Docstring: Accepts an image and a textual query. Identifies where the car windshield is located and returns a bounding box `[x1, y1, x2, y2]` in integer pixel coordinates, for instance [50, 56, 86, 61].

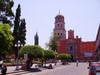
[91, 66, 100, 70]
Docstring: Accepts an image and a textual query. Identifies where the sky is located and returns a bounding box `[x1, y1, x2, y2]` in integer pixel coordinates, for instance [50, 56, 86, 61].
[12, 0, 100, 48]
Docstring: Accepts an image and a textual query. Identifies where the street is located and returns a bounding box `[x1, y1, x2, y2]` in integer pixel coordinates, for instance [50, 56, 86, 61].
[7, 62, 89, 75]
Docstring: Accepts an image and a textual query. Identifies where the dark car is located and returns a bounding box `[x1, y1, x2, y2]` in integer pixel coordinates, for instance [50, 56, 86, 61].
[88, 63, 100, 75]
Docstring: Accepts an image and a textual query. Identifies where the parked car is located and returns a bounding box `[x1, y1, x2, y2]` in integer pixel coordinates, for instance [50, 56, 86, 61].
[88, 62, 100, 75]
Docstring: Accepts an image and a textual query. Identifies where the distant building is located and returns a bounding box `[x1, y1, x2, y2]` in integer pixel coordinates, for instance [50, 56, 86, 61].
[53, 12, 96, 61]
[95, 25, 100, 61]
[34, 32, 39, 45]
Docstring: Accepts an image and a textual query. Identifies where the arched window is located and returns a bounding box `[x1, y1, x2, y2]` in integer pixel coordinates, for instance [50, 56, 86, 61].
[58, 33, 59, 35]
[70, 46, 73, 50]
[61, 33, 62, 35]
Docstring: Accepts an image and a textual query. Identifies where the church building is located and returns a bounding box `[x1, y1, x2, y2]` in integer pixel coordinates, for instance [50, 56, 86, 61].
[53, 12, 96, 61]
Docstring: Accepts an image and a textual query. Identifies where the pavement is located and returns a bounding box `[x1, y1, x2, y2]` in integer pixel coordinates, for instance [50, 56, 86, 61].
[0, 62, 62, 74]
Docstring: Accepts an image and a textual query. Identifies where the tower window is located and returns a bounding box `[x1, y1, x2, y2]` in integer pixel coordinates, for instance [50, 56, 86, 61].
[58, 24, 59, 26]
[58, 33, 59, 35]
[70, 46, 73, 50]
[61, 33, 62, 35]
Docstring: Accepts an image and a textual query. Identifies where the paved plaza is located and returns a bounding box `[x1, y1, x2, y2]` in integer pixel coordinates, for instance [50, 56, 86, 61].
[0, 62, 89, 75]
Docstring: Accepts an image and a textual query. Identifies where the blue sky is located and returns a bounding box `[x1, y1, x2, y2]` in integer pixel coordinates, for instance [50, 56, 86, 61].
[13, 0, 100, 48]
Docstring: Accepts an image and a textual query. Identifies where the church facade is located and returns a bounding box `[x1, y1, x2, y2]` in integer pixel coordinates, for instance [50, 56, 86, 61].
[53, 13, 96, 61]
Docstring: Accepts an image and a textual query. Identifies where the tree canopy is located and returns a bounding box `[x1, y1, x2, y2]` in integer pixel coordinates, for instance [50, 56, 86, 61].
[44, 50, 55, 59]
[13, 4, 26, 58]
[58, 53, 71, 60]
[19, 45, 44, 59]
[45, 32, 58, 52]
[19, 19, 26, 46]
[0, 24, 14, 54]
[0, 0, 14, 26]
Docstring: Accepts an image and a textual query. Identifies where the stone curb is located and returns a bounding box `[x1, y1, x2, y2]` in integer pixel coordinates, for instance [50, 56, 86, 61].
[6, 64, 63, 74]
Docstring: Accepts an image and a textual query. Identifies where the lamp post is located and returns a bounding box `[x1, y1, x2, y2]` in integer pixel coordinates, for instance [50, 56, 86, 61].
[15, 40, 21, 70]
[55, 50, 57, 66]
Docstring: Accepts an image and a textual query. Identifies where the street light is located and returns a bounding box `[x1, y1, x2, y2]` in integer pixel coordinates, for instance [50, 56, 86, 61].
[15, 40, 21, 70]
[55, 50, 57, 66]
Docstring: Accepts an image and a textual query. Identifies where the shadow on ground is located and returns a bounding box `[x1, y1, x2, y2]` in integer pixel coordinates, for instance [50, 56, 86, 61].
[28, 68, 42, 72]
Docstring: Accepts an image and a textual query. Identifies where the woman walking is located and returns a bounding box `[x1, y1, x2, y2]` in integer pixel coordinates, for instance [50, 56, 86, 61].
[1, 64, 7, 75]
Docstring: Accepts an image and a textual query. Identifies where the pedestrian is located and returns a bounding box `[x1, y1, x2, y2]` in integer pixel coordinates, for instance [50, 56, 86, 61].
[0, 60, 3, 69]
[48, 64, 53, 69]
[76, 60, 78, 66]
[1, 64, 7, 75]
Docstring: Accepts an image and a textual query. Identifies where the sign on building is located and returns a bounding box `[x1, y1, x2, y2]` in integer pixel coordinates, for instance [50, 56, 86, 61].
[84, 52, 93, 57]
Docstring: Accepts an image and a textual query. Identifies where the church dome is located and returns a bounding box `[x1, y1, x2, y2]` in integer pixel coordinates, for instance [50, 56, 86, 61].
[55, 12, 64, 18]
[55, 12, 64, 23]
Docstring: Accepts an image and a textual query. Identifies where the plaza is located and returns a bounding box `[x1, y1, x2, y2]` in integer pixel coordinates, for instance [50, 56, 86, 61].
[1, 62, 89, 75]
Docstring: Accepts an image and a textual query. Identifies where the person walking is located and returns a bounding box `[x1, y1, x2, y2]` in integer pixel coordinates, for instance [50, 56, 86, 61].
[1, 64, 7, 75]
[0, 60, 3, 69]
[76, 60, 78, 66]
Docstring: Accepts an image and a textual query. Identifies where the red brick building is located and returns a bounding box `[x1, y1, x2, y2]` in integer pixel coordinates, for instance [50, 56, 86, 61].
[54, 13, 96, 61]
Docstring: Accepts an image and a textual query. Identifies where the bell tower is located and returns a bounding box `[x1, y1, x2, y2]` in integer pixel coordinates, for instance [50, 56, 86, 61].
[53, 12, 66, 39]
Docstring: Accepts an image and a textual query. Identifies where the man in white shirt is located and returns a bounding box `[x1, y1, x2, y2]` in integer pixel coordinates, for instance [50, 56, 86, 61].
[0, 60, 3, 69]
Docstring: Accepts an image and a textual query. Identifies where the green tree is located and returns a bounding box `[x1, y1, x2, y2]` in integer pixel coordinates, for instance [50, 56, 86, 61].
[58, 53, 68, 60]
[19, 19, 26, 46]
[46, 32, 58, 52]
[0, 0, 14, 26]
[0, 24, 14, 59]
[58, 53, 70, 65]
[19, 45, 44, 69]
[44, 50, 55, 66]
[66, 54, 71, 64]
[44, 50, 55, 59]
[13, 4, 21, 58]
[66, 54, 71, 59]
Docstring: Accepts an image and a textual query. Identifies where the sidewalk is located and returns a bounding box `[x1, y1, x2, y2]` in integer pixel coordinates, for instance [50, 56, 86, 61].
[0, 62, 62, 74]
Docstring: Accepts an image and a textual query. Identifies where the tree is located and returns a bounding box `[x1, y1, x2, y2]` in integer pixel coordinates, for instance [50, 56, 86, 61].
[44, 50, 55, 59]
[0, 24, 14, 59]
[66, 54, 71, 59]
[19, 45, 44, 69]
[66, 54, 71, 64]
[0, 0, 14, 26]
[19, 19, 26, 46]
[58, 53, 68, 60]
[13, 4, 21, 58]
[44, 50, 55, 66]
[58, 53, 71, 65]
[45, 32, 58, 52]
